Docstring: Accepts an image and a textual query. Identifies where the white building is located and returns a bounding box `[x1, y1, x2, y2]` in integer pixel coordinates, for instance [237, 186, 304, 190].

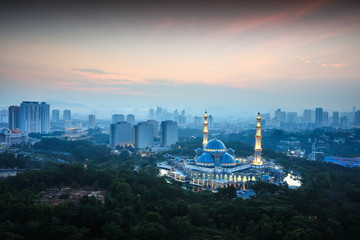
[161, 120, 178, 146]
[110, 121, 133, 147]
[134, 122, 154, 149]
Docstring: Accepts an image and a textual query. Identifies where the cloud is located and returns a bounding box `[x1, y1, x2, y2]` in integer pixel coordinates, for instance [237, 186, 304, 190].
[322, 62, 350, 68]
[72, 68, 107, 74]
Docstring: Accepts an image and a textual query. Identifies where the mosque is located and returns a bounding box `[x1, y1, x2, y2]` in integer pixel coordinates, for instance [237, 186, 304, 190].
[158, 112, 283, 190]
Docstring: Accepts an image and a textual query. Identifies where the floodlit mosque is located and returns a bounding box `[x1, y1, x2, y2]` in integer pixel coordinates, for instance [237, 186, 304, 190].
[158, 112, 284, 191]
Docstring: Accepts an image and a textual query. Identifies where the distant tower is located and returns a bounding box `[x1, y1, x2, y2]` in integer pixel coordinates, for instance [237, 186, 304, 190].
[202, 111, 208, 147]
[88, 114, 95, 128]
[253, 112, 263, 166]
[8, 105, 20, 130]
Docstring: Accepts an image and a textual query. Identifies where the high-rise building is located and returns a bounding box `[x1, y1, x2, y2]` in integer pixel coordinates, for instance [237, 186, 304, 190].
[147, 120, 159, 138]
[340, 116, 348, 128]
[322, 111, 329, 125]
[208, 115, 213, 129]
[149, 109, 155, 120]
[178, 109, 186, 125]
[287, 112, 297, 123]
[355, 110, 360, 127]
[20, 101, 50, 133]
[126, 114, 135, 125]
[161, 120, 178, 146]
[315, 107, 323, 127]
[52, 109, 60, 123]
[303, 109, 312, 123]
[8, 106, 20, 130]
[89, 114, 95, 128]
[134, 122, 154, 149]
[194, 116, 203, 128]
[20, 101, 39, 133]
[332, 111, 339, 126]
[109, 121, 133, 147]
[155, 107, 162, 121]
[39, 102, 50, 133]
[275, 108, 286, 122]
[63, 110, 71, 121]
[112, 114, 125, 123]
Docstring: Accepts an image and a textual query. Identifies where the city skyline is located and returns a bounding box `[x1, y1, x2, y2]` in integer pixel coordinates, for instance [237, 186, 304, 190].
[1, 0, 359, 116]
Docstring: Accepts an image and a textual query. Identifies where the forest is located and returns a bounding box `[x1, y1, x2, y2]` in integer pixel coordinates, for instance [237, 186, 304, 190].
[0, 137, 360, 239]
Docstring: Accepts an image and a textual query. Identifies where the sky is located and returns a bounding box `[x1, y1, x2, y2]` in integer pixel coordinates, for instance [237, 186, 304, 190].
[0, 0, 359, 118]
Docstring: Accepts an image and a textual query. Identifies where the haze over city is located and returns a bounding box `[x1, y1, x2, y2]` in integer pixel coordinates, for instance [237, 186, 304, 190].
[1, 0, 359, 118]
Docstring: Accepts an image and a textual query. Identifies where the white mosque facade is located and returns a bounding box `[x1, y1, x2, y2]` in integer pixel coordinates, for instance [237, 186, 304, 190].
[158, 112, 283, 190]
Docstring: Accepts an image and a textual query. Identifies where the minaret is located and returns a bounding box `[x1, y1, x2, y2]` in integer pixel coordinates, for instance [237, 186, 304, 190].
[253, 112, 263, 166]
[202, 111, 208, 147]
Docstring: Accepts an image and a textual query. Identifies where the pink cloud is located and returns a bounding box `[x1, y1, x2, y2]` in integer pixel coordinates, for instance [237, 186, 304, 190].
[322, 62, 350, 67]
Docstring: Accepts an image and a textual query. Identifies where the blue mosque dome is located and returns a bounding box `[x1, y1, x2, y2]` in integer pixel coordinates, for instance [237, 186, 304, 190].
[262, 175, 271, 180]
[197, 152, 214, 166]
[174, 157, 180, 162]
[196, 148, 202, 152]
[220, 153, 236, 165]
[204, 139, 226, 151]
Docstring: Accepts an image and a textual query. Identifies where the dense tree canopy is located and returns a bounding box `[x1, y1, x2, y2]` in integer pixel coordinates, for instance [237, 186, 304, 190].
[1, 137, 360, 239]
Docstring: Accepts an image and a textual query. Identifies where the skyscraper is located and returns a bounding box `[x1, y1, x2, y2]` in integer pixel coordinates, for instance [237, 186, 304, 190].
[340, 116, 348, 128]
[134, 122, 154, 149]
[63, 110, 71, 121]
[112, 114, 125, 123]
[109, 121, 133, 147]
[333, 111, 339, 126]
[315, 107, 323, 127]
[303, 109, 312, 123]
[20, 101, 39, 133]
[355, 110, 360, 127]
[322, 111, 329, 125]
[20, 101, 50, 133]
[8, 106, 20, 130]
[149, 109, 155, 120]
[208, 115, 213, 129]
[275, 108, 286, 122]
[126, 114, 135, 125]
[287, 112, 298, 123]
[155, 107, 162, 121]
[161, 120, 178, 146]
[147, 120, 159, 138]
[179, 109, 186, 125]
[89, 114, 95, 128]
[52, 109, 60, 123]
[39, 102, 50, 133]
[174, 109, 179, 123]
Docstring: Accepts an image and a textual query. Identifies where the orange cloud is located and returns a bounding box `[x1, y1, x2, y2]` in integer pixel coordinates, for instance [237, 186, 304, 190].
[322, 62, 350, 67]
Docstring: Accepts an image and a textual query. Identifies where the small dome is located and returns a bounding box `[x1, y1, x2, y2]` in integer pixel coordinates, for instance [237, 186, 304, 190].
[11, 129, 21, 134]
[262, 175, 271, 180]
[204, 139, 226, 151]
[196, 148, 202, 152]
[174, 158, 180, 161]
[220, 153, 236, 166]
[197, 152, 214, 165]
[1, 128, 10, 134]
